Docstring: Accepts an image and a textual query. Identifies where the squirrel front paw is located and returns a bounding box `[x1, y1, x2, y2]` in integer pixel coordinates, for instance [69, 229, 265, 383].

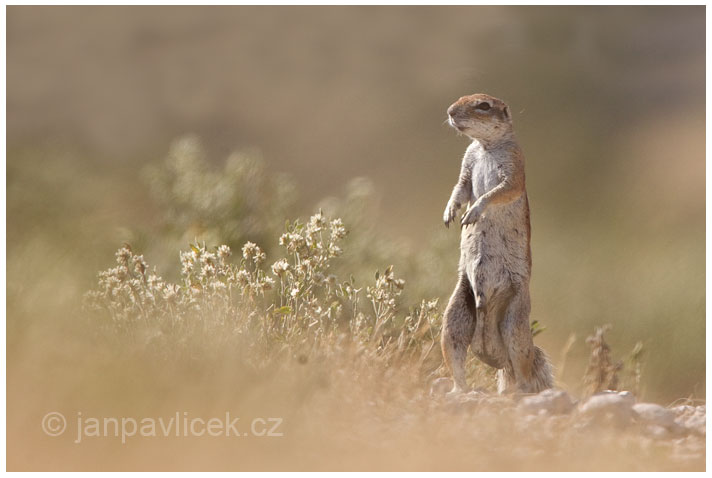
[460, 202, 485, 227]
[443, 202, 459, 228]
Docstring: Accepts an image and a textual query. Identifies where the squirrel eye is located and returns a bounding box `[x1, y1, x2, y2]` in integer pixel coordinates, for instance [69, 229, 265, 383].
[475, 102, 491, 111]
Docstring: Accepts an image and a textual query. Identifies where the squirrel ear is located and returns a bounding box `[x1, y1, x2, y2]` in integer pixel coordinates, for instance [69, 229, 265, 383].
[503, 106, 510, 119]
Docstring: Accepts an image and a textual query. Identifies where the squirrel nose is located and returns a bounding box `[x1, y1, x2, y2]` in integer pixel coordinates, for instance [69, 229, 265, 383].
[447, 105, 458, 117]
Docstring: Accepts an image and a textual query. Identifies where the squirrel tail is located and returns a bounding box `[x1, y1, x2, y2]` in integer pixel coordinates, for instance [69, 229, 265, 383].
[497, 346, 554, 393]
[530, 346, 554, 392]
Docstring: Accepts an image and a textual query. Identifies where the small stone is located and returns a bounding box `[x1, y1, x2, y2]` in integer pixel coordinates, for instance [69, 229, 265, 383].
[430, 377, 454, 397]
[644, 424, 671, 439]
[677, 414, 706, 435]
[453, 392, 486, 413]
[593, 389, 636, 401]
[633, 402, 676, 428]
[579, 391, 635, 424]
[616, 390, 636, 403]
[670, 405, 707, 436]
[518, 388, 575, 415]
[687, 414, 706, 429]
[672, 405, 695, 416]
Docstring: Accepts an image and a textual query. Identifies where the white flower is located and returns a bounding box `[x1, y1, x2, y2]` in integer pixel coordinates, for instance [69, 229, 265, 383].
[262, 276, 275, 290]
[271, 259, 290, 277]
[217, 245, 231, 259]
[210, 281, 227, 292]
[235, 269, 250, 286]
[147, 274, 161, 288]
[180, 250, 194, 265]
[308, 211, 326, 232]
[201, 263, 216, 278]
[279, 232, 305, 253]
[133, 255, 147, 275]
[201, 251, 216, 264]
[330, 218, 346, 240]
[242, 242, 258, 260]
[116, 266, 129, 281]
[181, 261, 194, 275]
[163, 284, 179, 301]
[254, 251, 266, 265]
[116, 247, 132, 265]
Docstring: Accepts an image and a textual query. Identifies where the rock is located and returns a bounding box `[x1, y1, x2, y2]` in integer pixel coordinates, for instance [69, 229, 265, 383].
[633, 402, 676, 428]
[617, 390, 636, 402]
[644, 424, 672, 439]
[671, 404, 706, 436]
[672, 405, 695, 416]
[516, 413, 548, 432]
[595, 389, 636, 402]
[677, 413, 706, 435]
[518, 389, 575, 415]
[430, 377, 454, 397]
[446, 390, 487, 414]
[684, 414, 706, 429]
[578, 391, 635, 423]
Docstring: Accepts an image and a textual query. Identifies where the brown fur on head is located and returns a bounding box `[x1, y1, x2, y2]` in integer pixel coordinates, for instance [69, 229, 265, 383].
[447, 94, 512, 143]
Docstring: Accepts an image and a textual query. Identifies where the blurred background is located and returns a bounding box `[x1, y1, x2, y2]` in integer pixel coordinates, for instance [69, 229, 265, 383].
[7, 6, 705, 468]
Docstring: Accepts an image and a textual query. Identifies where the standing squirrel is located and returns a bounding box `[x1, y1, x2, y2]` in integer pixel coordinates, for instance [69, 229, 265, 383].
[441, 93, 553, 394]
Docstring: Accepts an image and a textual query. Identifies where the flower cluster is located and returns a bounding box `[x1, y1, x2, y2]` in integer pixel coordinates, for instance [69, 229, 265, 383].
[84, 246, 175, 331]
[269, 212, 348, 337]
[366, 265, 406, 338]
[85, 213, 442, 369]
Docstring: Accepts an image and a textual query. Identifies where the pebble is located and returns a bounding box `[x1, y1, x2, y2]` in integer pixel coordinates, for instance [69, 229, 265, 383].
[633, 402, 676, 428]
[579, 391, 636, 421]
[518, 388, 575, 415]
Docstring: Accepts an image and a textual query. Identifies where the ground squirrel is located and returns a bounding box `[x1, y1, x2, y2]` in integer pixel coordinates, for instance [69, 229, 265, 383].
[441, 93, 553, 394]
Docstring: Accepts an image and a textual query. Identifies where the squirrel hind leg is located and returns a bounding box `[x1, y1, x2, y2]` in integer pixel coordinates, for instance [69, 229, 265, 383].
[441, 275, 477, 393]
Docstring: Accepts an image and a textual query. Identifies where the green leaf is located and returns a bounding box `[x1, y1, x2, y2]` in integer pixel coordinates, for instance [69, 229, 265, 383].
[276, 306, 292, 315]
[530, 320, 546, 337]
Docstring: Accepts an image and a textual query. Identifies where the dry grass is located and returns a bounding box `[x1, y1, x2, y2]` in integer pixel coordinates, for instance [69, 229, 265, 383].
[8, 208, 704, 471]
[6, 136, 705, 471]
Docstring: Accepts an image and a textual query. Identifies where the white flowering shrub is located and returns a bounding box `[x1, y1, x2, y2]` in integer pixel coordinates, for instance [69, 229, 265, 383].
[84, 212, 443, 373]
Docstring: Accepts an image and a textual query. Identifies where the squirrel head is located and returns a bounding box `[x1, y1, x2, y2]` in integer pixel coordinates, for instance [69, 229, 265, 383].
[447, 94, 513, 144]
